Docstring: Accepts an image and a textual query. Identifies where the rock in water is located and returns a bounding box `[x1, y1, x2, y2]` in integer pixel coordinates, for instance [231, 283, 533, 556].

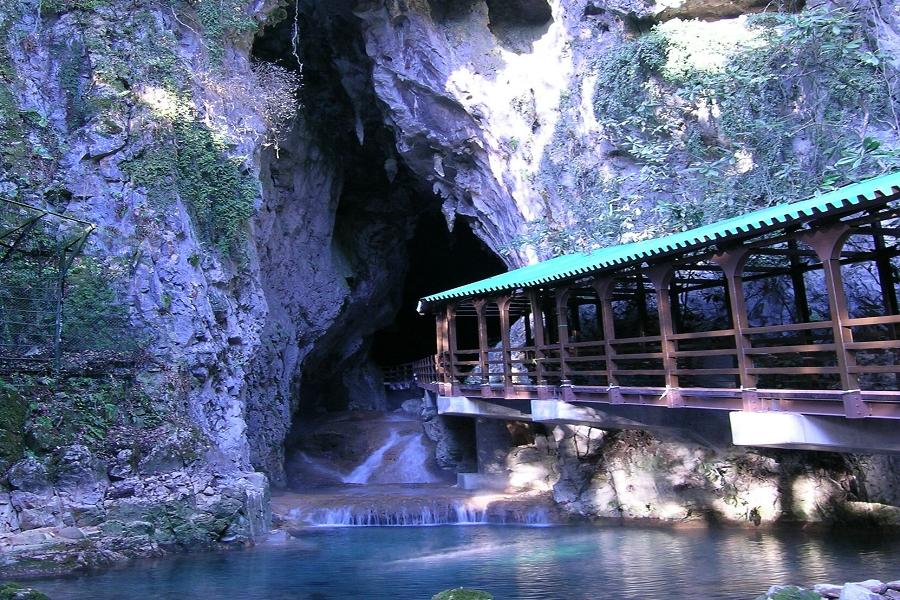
[839, 583, 885, 600]
[814, 584, 844, 598]
[850, 581, 888, 595]
[431, 589, 493, 600]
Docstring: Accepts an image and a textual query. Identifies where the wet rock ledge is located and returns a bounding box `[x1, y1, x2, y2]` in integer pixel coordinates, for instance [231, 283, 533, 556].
[758, 579, 900, 600]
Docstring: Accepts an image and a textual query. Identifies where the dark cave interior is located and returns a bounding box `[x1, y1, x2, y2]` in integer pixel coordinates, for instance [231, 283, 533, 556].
[252, 1, 506, 415]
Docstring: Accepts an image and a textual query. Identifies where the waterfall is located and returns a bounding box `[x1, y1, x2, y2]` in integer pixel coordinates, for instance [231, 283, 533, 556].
[295, 452, 347, 483]
[373, 433, 444, 484]
[286, 408, 458, 488]
[285, 500, 553, 527]
[343, 430, 404, 484]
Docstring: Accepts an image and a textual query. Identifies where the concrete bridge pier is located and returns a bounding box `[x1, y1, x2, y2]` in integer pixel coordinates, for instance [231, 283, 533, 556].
[438, 396, 900, 455]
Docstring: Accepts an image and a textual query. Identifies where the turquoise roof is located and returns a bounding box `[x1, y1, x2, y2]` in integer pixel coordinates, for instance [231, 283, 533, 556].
[418, 172, 900, 311]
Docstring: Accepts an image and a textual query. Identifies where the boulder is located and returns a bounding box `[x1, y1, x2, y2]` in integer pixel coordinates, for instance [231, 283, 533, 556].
[850, 581, 888, 595]
[814, 584, 844, 598]
[57, 526, 86, 540]
[399, 398, 423, 415]
[839, 583, 885, 600]
[52, 445, 109, 509]
[7, 459, 50, 494]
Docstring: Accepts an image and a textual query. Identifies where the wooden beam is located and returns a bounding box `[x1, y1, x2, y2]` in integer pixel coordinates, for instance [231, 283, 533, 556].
[497, 295, 513, 394]
[797, 225, 869, 418]
[555, 288, 573, 392]
[648, 265, 681, 406]
[713, 246, 759, 410]
[593, 277, 619, 395]
[528, 291, 547, 387]
[473, 299, 491, 395]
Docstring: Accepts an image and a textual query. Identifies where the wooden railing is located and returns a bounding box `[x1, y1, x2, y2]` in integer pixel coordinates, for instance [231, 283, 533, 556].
[420, 206, 900, 419]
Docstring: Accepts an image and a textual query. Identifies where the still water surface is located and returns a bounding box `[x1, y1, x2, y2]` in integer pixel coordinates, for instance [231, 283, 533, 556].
[32, 525, 900, 600]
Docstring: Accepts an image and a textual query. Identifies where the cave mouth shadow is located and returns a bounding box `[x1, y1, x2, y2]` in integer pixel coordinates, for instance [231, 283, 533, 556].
[371, 210, 507, 371]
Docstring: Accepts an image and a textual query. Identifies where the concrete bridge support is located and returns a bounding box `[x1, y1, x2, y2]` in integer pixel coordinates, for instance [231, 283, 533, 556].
[438, 395, 900, 454]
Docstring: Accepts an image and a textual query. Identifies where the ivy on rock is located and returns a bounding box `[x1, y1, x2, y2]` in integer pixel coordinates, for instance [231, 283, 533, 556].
[519, 6, 900, 258]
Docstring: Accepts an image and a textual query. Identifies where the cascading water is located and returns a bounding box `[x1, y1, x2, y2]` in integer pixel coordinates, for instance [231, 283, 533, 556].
[278, 410, 555, 528]
[344, 430, 404, 484]
[281, 497, 554, 527]
[287, 411, 448, 486]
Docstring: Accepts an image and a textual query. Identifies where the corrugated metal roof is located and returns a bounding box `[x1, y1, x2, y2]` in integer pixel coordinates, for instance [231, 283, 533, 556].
[417, 172, 900, 312]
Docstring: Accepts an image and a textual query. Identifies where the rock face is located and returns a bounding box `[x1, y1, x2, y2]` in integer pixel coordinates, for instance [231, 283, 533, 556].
[1, 440, 269, 577]
[498, 425, 900, 526]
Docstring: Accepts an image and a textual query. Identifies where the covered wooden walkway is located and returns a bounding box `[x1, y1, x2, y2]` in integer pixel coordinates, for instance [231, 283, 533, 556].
[413, 173, 900, 423]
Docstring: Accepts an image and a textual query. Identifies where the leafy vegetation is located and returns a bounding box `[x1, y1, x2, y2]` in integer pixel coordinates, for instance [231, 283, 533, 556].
[767, 586, 823, 600]
[191, 0, 258, 64]
[0, 582, 49, 600]
[0, 381, 27, 468]
[0, 204, 137, 359]
[123, 104, 258, 257]
[1, 373, 181, 454]
[520, 7, 900, 257]
[61, 256, 137, 351]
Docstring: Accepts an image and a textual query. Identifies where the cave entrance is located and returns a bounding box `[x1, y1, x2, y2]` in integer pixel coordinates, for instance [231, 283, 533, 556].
[371, 211, 505, 369]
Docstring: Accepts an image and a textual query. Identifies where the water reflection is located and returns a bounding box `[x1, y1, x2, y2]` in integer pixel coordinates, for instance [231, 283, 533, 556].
[30, 525, 900, 600]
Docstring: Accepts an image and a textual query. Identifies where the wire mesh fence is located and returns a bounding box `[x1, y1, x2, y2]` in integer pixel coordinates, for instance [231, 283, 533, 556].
[0, 199, 142, 374]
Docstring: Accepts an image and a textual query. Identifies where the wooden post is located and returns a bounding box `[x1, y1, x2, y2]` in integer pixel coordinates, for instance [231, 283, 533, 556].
[593, 277, 621, 402]
[528, 291, 549, 397]
[436, 309, 451, 393]
[873, 231, 899, 317]
[648, 265, 681, 406]
[712, 247, 759, 411]
[446, 304, 460, 395]
[434, 314, 443, 382]
[497, 295, 514, 397]
[555, 288, 574, 401]
[798, 225, 868, 417]
[634, 274, 649, 338]
[787, 238, 813, 324]
[473, 299, 491, 397]
[873, 230, 900, 388]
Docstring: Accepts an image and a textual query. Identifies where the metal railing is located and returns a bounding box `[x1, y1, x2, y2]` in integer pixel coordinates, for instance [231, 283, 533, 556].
[0, 199, 142, 374]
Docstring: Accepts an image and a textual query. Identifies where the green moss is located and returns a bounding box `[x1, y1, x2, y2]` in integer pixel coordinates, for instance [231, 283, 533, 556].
[770, 586, 822, 600]
[0, 83, 27, 168]
[81, 7, 184, 92]
[123, 113, 256, 258]
[55, 39, 95, 129]
[190, 0, 257, 64]
[0, 380, 27, 468]
[39, 0, 110, 16]
[0, 582, 50, 600]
